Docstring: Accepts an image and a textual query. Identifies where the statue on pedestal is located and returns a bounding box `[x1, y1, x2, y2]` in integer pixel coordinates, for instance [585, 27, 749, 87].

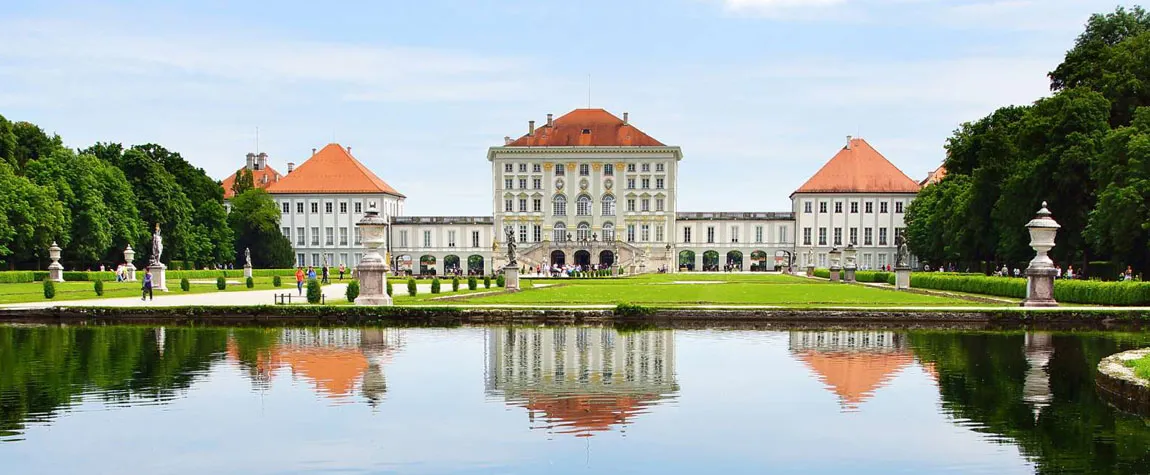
[895, 230, 909, 268]
[150, 223, 163, 266]
[244, 247, 252, 267]
[506, 228, 518, 265]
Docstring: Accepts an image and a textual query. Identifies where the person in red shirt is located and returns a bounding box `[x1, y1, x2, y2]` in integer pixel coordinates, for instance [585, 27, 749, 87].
[295, 267, 305, 295]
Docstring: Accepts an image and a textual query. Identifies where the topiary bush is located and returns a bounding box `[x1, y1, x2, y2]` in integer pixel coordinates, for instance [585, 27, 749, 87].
[452, 276, 460, 292]
[483, 275, 491, 289]
[386, 279, 393, 297]
[273, 275, 282, 287]
[468, 276, 477, 290]
[407, 278, 417, 297]
[93, 279, 104, 296]
[43, 280, 55, 299]
[180, 277, 191, 292]
[306, 278, 322, 304]
[245, 276, 254, 289]
[496, 274, 505, 288]
[431, 277, 441, 294]
[216, 276, 227, 290]
[346, 280, 360, 303]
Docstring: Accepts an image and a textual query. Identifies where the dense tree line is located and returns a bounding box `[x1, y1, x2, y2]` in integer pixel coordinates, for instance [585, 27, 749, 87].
[0, 115, 293, 270]
[906, 7, 1150, 277]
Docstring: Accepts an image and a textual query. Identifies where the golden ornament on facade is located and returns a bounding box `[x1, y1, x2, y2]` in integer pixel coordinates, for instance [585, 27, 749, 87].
[592, 162, 602, 171]
[615, 162, 625, 169]
[567, 162, 577, 170]
[543, 163, 554, 170]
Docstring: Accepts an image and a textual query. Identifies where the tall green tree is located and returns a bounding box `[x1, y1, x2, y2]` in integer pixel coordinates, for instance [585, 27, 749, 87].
[99, 145, 195, 266]
[1050, 6, 1150, 126]
[231, 168, 254, 197]
[0, 162, 66, 269]
[1086, 106, 1150, 272]
[0, 114, 17, 169]
[11, 121, 62, 171]
[227, 189, 294, 268]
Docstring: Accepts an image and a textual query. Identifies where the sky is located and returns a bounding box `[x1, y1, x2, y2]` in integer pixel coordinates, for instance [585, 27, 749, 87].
[0, 0, 1137, 215]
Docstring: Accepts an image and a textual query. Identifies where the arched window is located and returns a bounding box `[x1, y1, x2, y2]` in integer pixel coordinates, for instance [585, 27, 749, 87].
[577, 222, 591, 241]
[602, 222, 615, 242]
[552, 195, 567, 216]
[576, 195, 592, 216]
[553, 222, 567, 242]
[601, 195, 616, 216]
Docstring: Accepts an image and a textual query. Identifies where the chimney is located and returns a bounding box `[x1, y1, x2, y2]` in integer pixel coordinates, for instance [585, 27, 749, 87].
[623, 112, 629, 126]
[346, 146, 352, 154]
[311, 147, 316, 156]
[546, 113, 553, 127]
[287, 162, 295, 174]
[846, 135, 853, 150]
[256, 152, 267, 170]
[528, 120, 535, 136]
[504, 136, 512, 145]
[245, 152, 255, 170]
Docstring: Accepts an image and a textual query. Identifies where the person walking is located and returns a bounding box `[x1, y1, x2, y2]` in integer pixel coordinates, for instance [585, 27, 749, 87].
[338, 264, 346, 281]
[141, 268, 154, 301]
[321, 265, 329, 284]
[295, 267, 305, 295]
[308, 266, 317, 281]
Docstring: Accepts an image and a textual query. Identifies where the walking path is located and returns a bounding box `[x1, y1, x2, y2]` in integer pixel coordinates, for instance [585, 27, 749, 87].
[0, 284, 351, 309]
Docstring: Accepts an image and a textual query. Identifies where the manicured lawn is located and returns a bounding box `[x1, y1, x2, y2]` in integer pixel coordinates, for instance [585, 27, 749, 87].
[0, 277, 292, 305]
[1126, 354, 1150, 380]
[453, 273, 985, 307]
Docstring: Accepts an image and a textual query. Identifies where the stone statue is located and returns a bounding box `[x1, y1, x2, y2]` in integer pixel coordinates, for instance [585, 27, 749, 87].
[506, 228, 518, 265]
[150, 223, 163, 266]
[244, 247, 252, 267]
[895, 229, 909, 267]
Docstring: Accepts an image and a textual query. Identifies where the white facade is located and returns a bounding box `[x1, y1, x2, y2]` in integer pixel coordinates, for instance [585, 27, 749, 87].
[674, 212, 795, 271]
[390, 217, 494, 275]
[790, 192, 915, 269]
[274, 193, 404, 268]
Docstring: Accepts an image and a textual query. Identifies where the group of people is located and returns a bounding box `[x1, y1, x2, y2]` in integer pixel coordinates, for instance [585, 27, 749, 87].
[292, 264, 351, 295]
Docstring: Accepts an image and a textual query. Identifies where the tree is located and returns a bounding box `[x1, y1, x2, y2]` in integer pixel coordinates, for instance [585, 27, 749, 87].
[231, 169, 254, 197]
[1050, 7, 1150, 126]
[0, 114, 17, 169]
[227, 189, 293, 268]
[11, 121, 62, 171]
[1086, 106, 1150, 272]
[0, 162, 66, 269]
[100, 145, 194, 266]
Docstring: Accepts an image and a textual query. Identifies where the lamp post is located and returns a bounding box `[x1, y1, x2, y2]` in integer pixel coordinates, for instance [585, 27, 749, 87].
[1022, 201, 1060, 307]
[48, 241, 64, 283]
[843, 243, 857, 283]
[828, 247, 842, 282]
[123, 244, 137, 281]
[355, 203, 392, 306]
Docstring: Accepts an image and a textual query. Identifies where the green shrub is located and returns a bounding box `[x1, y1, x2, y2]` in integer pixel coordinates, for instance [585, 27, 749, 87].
[93, 279, 104, 296]
[346, 280, 360, 303]
[306, 279, 322, 304]
[63, 271, 117, 282]
[273, 275, 282, 287]
[431, 278, 441, 294]
[483, 275, 491, 289]
[216, 276, 227, 290]
[386, 279, 393, 297]
[496, 274, 505, 288]
[407, 278, 417, 297]
[245, 276, 254, 288]
[0, 271, 37, 283]
[615, 303, 655, 317]
[452, 276, 460, 292]
[180, 278, 190, 292]
[42, 280, 55, 299]
[1053, 279, 1150, 306]
[468, 276, 477, 290]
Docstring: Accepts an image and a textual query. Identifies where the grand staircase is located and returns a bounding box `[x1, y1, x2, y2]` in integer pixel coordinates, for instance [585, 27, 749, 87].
[512, 239, 651, 272]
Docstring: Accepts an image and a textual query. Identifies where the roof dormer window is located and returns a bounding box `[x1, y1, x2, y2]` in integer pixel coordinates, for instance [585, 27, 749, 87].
[581, 128, 591, 134]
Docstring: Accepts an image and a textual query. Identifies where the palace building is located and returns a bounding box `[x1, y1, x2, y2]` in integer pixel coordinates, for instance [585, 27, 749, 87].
[222, 108, 924, 273]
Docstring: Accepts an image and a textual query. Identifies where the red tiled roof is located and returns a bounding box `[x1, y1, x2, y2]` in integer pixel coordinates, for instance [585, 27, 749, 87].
[920, 164, 947, 186]
[505, 109, 664, 147]
[266, 143, 404, 196]
[794, 138, 921, 194]
[221, 166, 282, 199]
[797, 351, 914, 409]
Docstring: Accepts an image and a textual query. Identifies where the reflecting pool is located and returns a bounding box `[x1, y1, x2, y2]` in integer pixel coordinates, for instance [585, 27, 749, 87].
[1, 325, 1149, 474]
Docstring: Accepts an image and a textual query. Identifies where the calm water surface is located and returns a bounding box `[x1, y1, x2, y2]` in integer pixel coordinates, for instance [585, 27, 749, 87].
[1, 325, 1149, 474]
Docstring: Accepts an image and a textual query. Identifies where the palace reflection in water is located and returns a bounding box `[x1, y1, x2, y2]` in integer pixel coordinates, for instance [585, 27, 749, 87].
[484, 327, 679, 436]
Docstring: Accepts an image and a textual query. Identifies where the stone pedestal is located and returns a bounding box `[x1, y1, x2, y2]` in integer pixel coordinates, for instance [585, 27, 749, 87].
[124, 245, 137, 281]
[48, 262, 64, 283]
[356, 260, 392, 306]
[806, 265, 815, 277]
[844, 267, 856, 283]
[126, 263, 137, 281]
[612, 265, 620, 277]
[895, 266, 911, 290]
[1022, 267, 1058, 307]
[243, 265, 253, 279]
[503, 265, 520, 291]
[149, 263, 168, 291]
[829, 266, 842, 282]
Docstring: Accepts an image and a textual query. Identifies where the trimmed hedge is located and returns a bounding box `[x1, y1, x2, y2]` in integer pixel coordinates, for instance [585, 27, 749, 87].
[0, 268, 297, 283]
[468, 276, 477, 290]
[346, 280, 360, 303]
[180, 278, 191, 292]
[902, 273, 1150, 306]
[407, 278, 417, 297]
[386, 279, 393, 297]
[483, 275, 491, 289]
[245, 276, 254, 289]
[43, 280, 55, 299]
[431, 278, 441, 294]
[306, 279, 322, 304]
[452, 276, 460, 292]
[93, 279, 104, 296]
[216, 276, 227, 290]
[496, 274, 505, 288]
[0, 271, 48, 283]
[272, 275, 282, 287]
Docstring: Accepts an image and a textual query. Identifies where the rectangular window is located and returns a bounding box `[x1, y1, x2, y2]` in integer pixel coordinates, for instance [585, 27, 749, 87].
[518, 199, 527, 212]
[311, 227, 319, 246]
[281, 202, 289, 213]
[355, 202, 362, 214]
[518, 225, 527, 243]
[297, 202, 304, 214]
[603, 198, 615, 216]
[627, 224, 636, 242]
[399, 230, 408, 247]
[296, 227, 305, 246]
[804, 201, 812, 213]
[641, 163, 650, 172]
[339, 202, 346, 214]
[518, 163, 527, 173]
[325, 202, 333, 214]
[878, 253, 888, 268]
[707, 226, 715, 244]
[555, 164, 565, 176]
[325, 227, 334, 246]
[553, 198, 566, 216]
[579, 164, 590, 176]
[865, 202, 873, 213]
[641, 199, 650, 212]
[803, 227, 812, 246]
[423, 230, 432, 247]
[532, 225, 541, 242]
[656, 163, 664, 172]
[864, 228, 873, 246]
[731, 226, 740, 243]
[627, 163, 636, 172]
[472, 231, 480, 248]
[655, 198, 664, 212]
[504, 199, 513, 212]
[655, 178, 664, 189]
[778, 225, 789, 244]
[312, 253, 320, 267]
[818, 227, 827, 246]
[282, 227, 290, 238]
[849, 227, 858, 245]
[819, 201, 827, 213]
[834, 202, 842, 213]
[641, 178, 650, 189]
[311, 203, 319, 213]
[641, 224, 650, 242]
[448, 230, 456, 247]
[505, 178, 513, 189]
[532, 164, 541, 173]
[627, 199, 636, 212]
[532, 198, 542, 212]
[833, 228, 842, 246]
[879, 227, 888, 246]
[627, 178, 636, 189]
[755, 226, 763, 243]
[518, 178, 527, 189]
[354, 227, 361, 245]
[604, 164, 614, 175]
[577, 198, 591, 216]
[656, 225, 664, 242]
[533, 178, 541, 189]
[850, 202, 858, 213]
[683, 227, 692, 243]
[336, 227, 346, 246]
[895, 201, 904, 213]
[819, 254, 827, 268]
[504, 163, 513, 172]
[880, 202, 888, 213]
[297, 253, 305, 267]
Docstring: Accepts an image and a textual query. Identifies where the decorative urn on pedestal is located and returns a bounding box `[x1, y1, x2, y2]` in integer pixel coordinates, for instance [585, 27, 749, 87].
[828, 247, 842, 282]
[48, 241, 64, 282]
[843, 243, 858, 283]
[355, 203, 392, 306]
[1022, 201, 1061, 307]
[123, 244, 137, 281]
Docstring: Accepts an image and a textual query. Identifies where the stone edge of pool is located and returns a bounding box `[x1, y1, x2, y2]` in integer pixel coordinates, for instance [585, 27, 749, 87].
[1096, 348, 1150, 417]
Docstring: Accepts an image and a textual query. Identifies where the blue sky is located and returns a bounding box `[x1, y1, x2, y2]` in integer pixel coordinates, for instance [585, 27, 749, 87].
[0, 0, 1136, 214]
